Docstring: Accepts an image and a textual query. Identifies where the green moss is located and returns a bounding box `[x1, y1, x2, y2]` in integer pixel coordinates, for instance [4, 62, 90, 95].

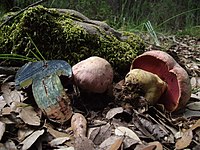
[0, 5, 144, 74]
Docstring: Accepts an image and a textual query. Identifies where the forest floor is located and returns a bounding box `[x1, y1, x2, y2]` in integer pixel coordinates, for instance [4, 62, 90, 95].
[0, 34, 199, 150]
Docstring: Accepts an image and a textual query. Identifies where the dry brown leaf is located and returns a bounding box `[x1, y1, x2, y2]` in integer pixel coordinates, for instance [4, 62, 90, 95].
[1, 107, 12, 115]
[191, 119, 200, 130]
[92, 123, 112, 145]
[115, 126, 141, 144]
[4, 139, 17, 150]
[187, 102, 200, 111]
[0, 121, 5, 141]
[99, 135, 122, 149]
[20, 129, 44, 150]
[108, 136, 124, 150]
[46, 123, 71, 138]
[16, 105, 40, 126]
[0, 98, 6, 111]
[49, 137, 70, 146]
[0, 143, 6, 150]
[106, 107, 124, 120]
[175, 129, 193, 149]
[147, 141, 163, 150]
[18, 128, 34, 141]
[1, 82, 26, 105]
[74, 136, 95, 150]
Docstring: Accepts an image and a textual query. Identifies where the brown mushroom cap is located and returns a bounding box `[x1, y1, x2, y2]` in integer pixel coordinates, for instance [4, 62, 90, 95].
[131, 50, 191, 111]
[72, 56, 113, 93]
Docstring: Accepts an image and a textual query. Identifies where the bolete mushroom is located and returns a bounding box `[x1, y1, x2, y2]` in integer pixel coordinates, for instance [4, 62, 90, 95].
[130, 50, 191, 112]
[72, 56, 113, 93]
[15, 60, 73, 123]
[125, 69, 167, 105]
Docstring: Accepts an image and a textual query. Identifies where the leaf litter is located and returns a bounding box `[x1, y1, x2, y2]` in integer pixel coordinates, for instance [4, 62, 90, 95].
[0, 35, 199, 149]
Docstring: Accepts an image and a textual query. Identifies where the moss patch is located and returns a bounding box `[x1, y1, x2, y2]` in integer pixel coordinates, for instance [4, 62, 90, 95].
[0, 5, 144, 74]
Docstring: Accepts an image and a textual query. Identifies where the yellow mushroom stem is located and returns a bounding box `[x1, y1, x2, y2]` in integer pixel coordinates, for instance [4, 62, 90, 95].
[125, 69, 167, 105]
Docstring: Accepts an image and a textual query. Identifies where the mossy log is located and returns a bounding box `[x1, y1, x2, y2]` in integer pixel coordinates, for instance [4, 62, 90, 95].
[0, 5, 145, 75]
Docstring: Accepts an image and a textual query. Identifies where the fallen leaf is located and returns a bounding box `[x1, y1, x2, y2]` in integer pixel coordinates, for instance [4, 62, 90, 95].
[191, 119, 200, 130]
[92, 123, 112, 145]
[175, 129, 193, 149]
[99, 135, 122, 149]
[4, 139, 17, 150]
[16, 105, 40, 126]
[18, 128, 34, 141]
[20, 129, 44, 150]
[183, 108, 200, 118]
[46, 123, 70, 138]
[106, 107, 124, 120]
[49, 137, 70, 146]
[108, 136, 124, 150]
[1, 107, 12, 115]
[148, 141, 163, 150]
[115, 126, 141, 143]
[1, 82, 26, 105]
[0, 98, 6, 111]
[187, 102, 200, 111]
[0, 121, 5, 140]
[74, 136, 95, 150]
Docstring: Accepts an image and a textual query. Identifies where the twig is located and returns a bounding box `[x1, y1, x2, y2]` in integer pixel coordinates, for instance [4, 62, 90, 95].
[0, 0, 48, 28]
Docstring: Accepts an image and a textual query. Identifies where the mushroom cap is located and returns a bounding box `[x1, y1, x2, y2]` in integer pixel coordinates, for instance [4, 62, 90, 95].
[72, 56, 113, 93]
[131, 50, 191, 111]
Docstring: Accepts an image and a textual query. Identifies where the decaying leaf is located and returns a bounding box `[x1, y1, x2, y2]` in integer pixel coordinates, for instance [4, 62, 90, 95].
[1, 82, 26, 105]
[49, 137, 70, 146]
[186, 102, 200, 111]
[108, 136, 124, 150]
[0, 98, 6, 111]
[46, 123, 71, 138]
[74, 136, 95, 150]
[4, 139, 17, 150]
[115, 126, 141, 143]
[90, 123, 112, 145]
[99, 135, 122, 149]
[0, 121, 5, 141]
[18, 128, 34, 142]
[175, 129, 193, 149]
[20, 129, 45, 150]
[16, 105, 40, 126]
[106, 107, 124, 120]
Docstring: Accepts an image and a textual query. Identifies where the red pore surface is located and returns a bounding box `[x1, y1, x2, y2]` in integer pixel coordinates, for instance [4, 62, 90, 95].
[72, 56, 113, 93]
[131, 50, 191, 111]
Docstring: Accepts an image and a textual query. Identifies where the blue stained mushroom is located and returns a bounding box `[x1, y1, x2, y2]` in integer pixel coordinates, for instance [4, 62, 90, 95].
[15, 60, 72, 89]
[15, 60, 73, 123]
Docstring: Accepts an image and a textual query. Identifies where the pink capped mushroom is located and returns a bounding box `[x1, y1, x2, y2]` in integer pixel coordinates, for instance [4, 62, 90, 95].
[72, 56, 113, 93]
[131, 50, 191, 112]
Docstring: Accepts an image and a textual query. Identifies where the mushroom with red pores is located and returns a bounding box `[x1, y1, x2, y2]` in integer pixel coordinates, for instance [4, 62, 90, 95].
[131, 50, 191, 112]
[72, 56, 113, 93]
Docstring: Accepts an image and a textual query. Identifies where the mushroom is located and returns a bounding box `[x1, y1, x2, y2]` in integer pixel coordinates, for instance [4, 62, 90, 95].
[125, 69, 167, 105]
[72, 56, 113, 93]
[130, 50, 191, 112]
[15, 60, 73, 123]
